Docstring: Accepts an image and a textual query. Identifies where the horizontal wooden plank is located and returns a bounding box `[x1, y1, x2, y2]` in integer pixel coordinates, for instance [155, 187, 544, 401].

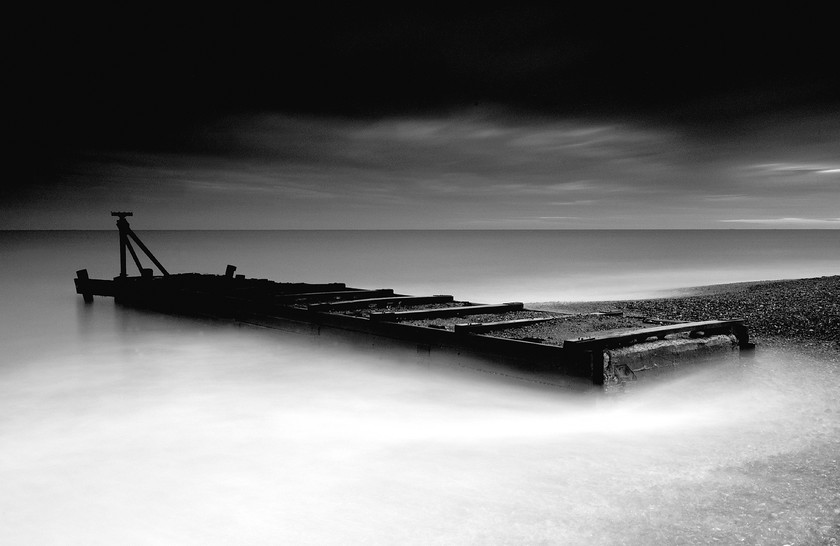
[563, 319, 744, 350]
[234, 282, 347, 296]
[370, 302, 524, 322]
[643, 318, 685, 325]
[275, 289, 395, 304]
[453, 316, 558, 334]
[74, 278, 120, 297]
[308, 294, 454, 311]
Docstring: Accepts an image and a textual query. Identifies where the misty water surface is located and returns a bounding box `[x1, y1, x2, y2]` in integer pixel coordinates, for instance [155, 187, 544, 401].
[1, 231, 838, 544]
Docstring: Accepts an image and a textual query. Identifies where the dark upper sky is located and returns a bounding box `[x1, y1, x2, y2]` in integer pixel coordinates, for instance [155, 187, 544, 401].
[25, 7, 838, 139]
[11, 7, 840, 228]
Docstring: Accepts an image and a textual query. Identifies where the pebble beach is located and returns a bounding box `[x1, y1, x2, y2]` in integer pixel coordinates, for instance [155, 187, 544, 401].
[533, 275, 840, 363]
[532, 275, 840, 543]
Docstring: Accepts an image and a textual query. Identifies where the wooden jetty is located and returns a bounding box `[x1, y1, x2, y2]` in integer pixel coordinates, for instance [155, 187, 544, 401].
[74, 213, 755, 391]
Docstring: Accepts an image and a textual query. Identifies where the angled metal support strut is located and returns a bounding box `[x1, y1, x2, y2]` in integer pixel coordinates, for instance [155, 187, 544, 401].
[111, 212, 170, 277]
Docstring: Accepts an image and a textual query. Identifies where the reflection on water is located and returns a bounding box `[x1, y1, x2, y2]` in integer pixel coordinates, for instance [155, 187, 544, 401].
[2, 303, 838, 545]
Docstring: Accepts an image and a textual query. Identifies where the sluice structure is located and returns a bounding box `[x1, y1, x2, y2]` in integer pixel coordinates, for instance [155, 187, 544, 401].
[74, 214, 755, 391]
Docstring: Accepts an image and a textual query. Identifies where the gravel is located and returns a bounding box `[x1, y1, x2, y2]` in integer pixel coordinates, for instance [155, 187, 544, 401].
[531, 275, 840, 362]
[490, 314, 648, 345]
[400, 310, 556, 331]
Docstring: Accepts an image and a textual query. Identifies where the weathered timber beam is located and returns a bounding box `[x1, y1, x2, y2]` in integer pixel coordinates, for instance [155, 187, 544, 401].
[453, 316, 557, 334]
[370, 302, 524, 322]
[75, 269, 94, 303]
[308, 295, 454, 311]
[74, 276, 119, 298]
[275, 289, 395, 304]
[281, 283, 347, 292]
[642, 317, 685, 325]
[235, 282, 347, 295]
[563, 319, 745, 351]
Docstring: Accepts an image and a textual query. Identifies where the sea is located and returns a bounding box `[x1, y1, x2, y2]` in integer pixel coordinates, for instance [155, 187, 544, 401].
[1, 229, 838, 544]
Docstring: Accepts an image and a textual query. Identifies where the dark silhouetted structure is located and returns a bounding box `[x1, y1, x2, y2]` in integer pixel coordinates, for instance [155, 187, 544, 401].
[74, 214, 755, 391]
[111, 212, 169, 278]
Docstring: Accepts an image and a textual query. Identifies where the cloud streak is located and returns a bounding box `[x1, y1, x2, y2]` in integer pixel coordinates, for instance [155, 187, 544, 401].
[6, 109, 840, 229]
[745, 162, 840, 179]
[720, 218, 840, 226]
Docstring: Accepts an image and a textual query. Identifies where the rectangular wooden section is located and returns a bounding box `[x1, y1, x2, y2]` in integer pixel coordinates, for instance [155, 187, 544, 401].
[74, 278, 119, 297]
[75, 270, 93, 302]
[71, 268, 755, 387]
[563, 319, 745, 350]
[370, 302, 524, 322]
[453, 316, 557, 334]
[274, 288, 392, 304]
[309, 295, 454, 311]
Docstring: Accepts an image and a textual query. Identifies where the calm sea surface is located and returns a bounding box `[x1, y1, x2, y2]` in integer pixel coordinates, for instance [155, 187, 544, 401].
[1, 230, 838, 544]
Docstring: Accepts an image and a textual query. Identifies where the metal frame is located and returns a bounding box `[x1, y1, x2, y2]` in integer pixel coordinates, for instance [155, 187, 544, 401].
[111, 212, 169, 277]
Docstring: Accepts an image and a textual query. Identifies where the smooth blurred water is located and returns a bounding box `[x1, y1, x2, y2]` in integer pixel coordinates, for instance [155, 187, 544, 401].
[1, 230, 839, 544]
[14, 229, 838, 302]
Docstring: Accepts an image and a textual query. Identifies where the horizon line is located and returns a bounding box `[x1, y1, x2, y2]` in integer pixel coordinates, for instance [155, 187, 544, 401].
[3, 227, 840, 232]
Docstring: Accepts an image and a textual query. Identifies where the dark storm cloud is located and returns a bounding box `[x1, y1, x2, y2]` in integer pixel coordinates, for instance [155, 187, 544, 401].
[20, 7, 839, 153]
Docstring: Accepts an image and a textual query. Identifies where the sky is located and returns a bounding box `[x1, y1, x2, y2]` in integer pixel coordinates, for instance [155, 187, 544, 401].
[10, 6, 840, 229]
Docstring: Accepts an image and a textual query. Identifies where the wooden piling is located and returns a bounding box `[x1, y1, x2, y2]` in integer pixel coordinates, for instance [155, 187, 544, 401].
[75, 269, 94, 303]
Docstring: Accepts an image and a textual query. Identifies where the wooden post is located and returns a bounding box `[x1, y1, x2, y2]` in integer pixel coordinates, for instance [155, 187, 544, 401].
[733, 323, 756, 356]
[76, 269, 94, 303]
[589, 350, 605, 386]
[112, 212, 133, 278]
[118, 226, 128, 277]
